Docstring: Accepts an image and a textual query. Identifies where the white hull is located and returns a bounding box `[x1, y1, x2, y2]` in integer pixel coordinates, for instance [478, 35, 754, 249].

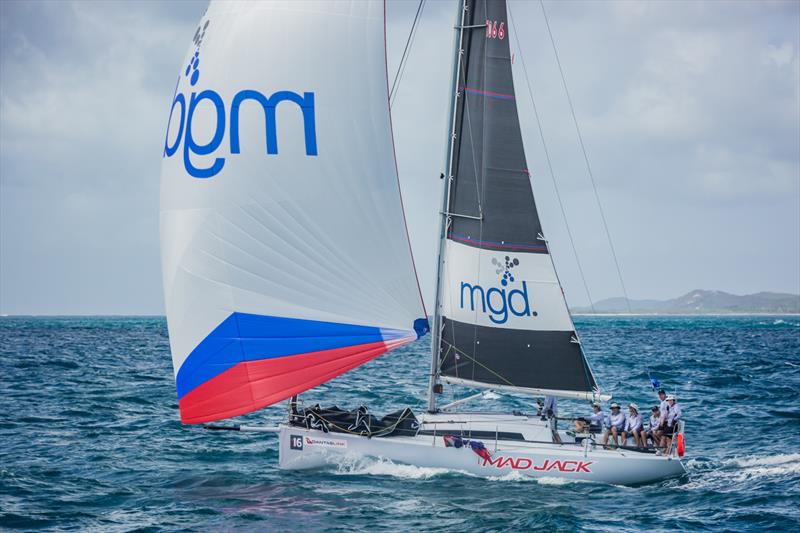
[278, 412, 686, 485]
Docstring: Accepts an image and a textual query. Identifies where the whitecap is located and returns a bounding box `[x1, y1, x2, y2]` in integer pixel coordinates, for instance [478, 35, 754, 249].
[681, 453, 800, 491]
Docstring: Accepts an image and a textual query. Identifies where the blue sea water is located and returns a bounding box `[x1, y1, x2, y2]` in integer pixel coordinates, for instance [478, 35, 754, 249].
[1, 315, 799, 532]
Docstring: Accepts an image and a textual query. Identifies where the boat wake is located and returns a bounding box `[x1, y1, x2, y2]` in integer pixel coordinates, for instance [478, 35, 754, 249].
[682, 453, 800, 491]
[328, 455, 472, 480]
[322, 456, 593, 485]
[486, 471, 585, 485]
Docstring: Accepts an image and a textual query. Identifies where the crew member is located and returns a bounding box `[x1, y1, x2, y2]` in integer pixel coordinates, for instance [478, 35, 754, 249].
[646, 406, 661, 448]
[574, 401, 604, 434]
[543, 395, 561, 444]
[621, 403, 643, 448]
[653, 389, 669, 444]
[602, 403, 625, 447]
[660, 395, 682, 452]
[543, 395, 558, 419]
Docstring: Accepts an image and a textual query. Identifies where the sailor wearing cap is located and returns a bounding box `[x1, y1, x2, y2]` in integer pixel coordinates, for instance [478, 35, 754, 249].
[602, 402, 626, 447]
[660, 395, 682, 450]
[622, 403, 644, 448]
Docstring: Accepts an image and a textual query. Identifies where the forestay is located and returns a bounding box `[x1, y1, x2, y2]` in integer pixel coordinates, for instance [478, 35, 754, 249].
[436, 0, 600, 399]
[160, 0, 428, 424]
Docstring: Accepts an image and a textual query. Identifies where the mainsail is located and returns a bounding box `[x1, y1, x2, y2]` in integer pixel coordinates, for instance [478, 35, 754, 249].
[160, 0, 428, 424]
[433, 0, 601, 400]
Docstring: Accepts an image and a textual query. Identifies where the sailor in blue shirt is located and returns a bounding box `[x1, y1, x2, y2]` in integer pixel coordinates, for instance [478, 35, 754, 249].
[602, 403, 626, 447]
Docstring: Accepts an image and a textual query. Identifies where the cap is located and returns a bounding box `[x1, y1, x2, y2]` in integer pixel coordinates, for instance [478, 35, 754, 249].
[592, 402, 601, 408]
[629, 403, 639, 412]
[666, 395, 676, 401]
[658, 389, 666, 395]
[610, 402, 620, 409]
[651, 405, 659, 412]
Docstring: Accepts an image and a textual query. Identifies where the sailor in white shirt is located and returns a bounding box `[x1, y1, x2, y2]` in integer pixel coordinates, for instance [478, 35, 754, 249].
[589, 402, 605, 431]
[573, 401, 604, 434]
[621, 403, 644, 448]
[657, 389, 670, 423]
[646, 406, 661, 447]
[653, 389, 670, 444]
[661, 395, 682, 450]
[602, 403, 626, 446]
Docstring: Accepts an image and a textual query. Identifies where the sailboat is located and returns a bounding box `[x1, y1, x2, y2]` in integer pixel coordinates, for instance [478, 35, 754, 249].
[160, 0, 686, 485]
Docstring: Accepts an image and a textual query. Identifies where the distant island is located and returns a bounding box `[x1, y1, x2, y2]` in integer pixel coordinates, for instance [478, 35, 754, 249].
[572, 289, 800, 315]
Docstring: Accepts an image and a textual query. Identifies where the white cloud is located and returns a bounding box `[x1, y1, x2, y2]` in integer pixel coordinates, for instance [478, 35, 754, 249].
[1, 0, 798, 314]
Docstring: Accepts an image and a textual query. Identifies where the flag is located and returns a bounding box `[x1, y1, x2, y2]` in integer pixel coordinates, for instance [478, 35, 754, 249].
[648, 371, 660, 391]
[469, 440, 491, 461]
[443, 435, 464, 448]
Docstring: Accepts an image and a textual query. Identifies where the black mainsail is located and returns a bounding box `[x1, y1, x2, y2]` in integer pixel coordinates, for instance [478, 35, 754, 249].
[430, 0, 603, 407]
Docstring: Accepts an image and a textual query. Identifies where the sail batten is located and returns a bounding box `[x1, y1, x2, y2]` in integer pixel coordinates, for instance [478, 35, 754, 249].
[434, 0, 599, 397]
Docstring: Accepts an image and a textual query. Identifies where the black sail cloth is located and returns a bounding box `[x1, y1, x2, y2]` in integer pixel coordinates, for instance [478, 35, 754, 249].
[437, 0, 598, 396]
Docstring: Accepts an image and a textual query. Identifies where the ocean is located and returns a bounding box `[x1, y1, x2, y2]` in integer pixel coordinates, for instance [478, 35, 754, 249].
[1, 315, 798, 531]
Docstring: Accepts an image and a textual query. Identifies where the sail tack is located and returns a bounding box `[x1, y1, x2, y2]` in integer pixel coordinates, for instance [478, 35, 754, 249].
[160, 0, 428, 424]
[436, 0, 599, 398]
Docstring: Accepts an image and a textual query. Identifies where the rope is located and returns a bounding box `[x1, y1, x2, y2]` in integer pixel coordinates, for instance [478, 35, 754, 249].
[538, 0, 632, 313]
[440, 338, 517, 388]
[389, 0, 426, 107]
[507, 3, 596, 314]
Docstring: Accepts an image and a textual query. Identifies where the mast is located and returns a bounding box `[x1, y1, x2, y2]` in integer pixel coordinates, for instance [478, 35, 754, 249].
[432, 0, 604, 401]
[428, 0, 468, 413]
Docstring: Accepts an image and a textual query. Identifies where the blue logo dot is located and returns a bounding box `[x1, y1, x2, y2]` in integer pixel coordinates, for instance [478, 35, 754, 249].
[190, 70, 199, 86]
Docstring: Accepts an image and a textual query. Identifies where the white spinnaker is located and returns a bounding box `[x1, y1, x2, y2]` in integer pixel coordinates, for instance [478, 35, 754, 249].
[160, 0, 425, 375]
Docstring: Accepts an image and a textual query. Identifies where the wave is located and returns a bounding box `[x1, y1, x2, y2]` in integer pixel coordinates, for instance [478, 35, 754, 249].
[682, 453, 800, 491]
[727, 453, 800, 469]
[327, 456, 593, 485]
[329, 456, 472, 480]
[755, 319, 800, 327]
[486, 472, 588, 485]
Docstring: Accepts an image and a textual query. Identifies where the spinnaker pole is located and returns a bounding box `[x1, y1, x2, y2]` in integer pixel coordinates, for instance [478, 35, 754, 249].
[428, 0, 467, 413]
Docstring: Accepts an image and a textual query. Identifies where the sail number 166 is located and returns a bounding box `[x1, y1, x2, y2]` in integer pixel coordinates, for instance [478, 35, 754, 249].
[486, 20, 505, 40]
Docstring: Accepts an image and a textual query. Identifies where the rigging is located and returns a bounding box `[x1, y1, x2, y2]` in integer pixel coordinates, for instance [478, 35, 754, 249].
[390, 0, 426, 107]
[538, 0, 633, 313]
[507, 3, 596, 314]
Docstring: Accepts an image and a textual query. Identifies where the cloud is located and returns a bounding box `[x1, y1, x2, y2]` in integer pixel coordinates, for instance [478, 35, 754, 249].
[1, 0, 798, 314]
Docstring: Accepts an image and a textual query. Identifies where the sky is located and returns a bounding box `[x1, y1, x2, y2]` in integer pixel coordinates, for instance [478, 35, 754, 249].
[0, 0, 798, 315]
